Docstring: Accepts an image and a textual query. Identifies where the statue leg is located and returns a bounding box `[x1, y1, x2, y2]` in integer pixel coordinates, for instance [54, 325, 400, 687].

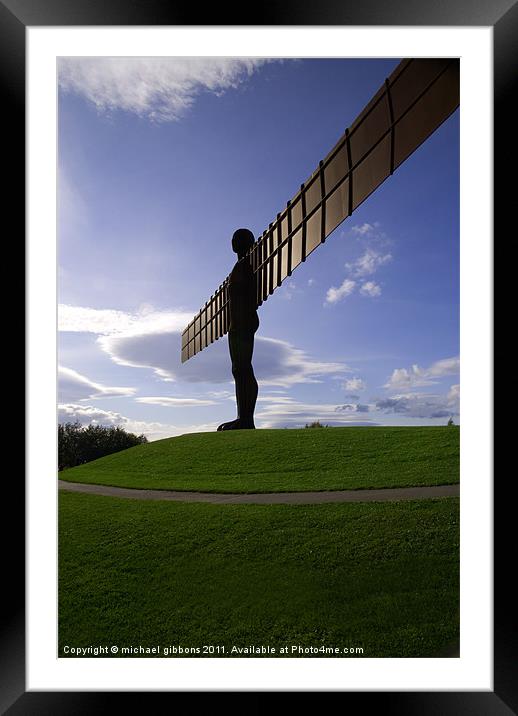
[232, 328, 258, 428]
[217, 329, 257, 430]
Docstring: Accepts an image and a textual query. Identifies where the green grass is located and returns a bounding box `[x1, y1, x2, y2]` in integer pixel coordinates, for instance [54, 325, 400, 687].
[59, 426, 459, 493]
[59, 491, 459, 658]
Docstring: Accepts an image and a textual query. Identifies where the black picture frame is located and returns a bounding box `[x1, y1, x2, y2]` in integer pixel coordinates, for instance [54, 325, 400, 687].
[7, 0, 507, 710]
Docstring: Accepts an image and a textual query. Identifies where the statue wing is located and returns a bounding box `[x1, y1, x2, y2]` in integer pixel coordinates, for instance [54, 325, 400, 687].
[181, 58, 459, 363]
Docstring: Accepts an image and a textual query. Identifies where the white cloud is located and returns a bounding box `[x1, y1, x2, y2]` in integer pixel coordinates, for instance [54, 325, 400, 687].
[447, 383, 460, 404]
[58, 304, 191, 336]
[58, 403, 217, 441]
[350, 222, 389, 244]
[360, 281, 382, 297]
[385, 356, 460, 392]
[343, 377, 366, 392]
[136, 396, 216, 407]
[58, 57, 271, 122]
[428, 358, 461, 378]
[325, 279, 356, 304]
[60, 304, 348, 387]
[346, 248, 392, 278]
[58, 366, 136, 402]
[351, 223, 376, 236]
[59, 403, 128, 427]
[102, 331, 348, 387]
[325, 225, 391, 304]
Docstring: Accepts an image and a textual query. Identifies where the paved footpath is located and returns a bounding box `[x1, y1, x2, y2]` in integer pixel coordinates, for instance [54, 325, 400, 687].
[59, 480, 459, 504]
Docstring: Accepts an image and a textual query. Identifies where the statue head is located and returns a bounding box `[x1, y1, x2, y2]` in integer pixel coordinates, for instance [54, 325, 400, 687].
[232, 228, 255, 258]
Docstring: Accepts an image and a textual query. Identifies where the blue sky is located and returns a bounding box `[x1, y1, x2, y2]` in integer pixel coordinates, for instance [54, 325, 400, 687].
[58, 57, 459, 440]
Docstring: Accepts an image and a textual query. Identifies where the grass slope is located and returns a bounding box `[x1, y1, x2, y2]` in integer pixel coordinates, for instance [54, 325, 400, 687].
[59, 492, 459, 658]
[59, 426, 459, 493]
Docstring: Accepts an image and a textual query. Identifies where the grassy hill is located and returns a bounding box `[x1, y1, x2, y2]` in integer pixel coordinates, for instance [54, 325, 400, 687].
[59, 427, 460, 658]
[59, 426, 459, 493]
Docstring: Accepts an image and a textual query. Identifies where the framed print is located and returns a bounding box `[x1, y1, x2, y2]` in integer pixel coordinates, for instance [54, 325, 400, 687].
[6, 0, 508, 709]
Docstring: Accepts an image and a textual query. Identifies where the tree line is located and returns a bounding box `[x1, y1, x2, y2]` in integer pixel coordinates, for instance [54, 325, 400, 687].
[58, 421, 147, 471]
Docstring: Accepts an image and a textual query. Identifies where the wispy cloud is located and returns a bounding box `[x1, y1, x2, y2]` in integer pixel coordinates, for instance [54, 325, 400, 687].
[58, 366, 136, 402]
[103, 332, 348, 387]
[351, 222, 377, 236]
[346, 248, 392, 278]
[279, 280, 300, 301]
[447, 383, 460, 404]
[58, 165, 88, 240]
[255, 398, 378, 428]
[58, 304, 191, 336]
[335, 403, 370, 413]
[384, 357, 460, 392]
[256, 395, 296, 404]
[360, 281, 382, 297]
[350, 222, 389, 245]
[123, 419, 218, 441]
[343, 377, 366, 392]
[375, 384, 459, 419]
[58, 57, 272, 122]
[136, 396, 216, 407]
[207, 390, 235, 400]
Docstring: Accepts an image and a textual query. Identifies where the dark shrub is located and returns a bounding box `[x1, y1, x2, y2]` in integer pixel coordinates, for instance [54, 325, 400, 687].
[58, 421, 147, 471]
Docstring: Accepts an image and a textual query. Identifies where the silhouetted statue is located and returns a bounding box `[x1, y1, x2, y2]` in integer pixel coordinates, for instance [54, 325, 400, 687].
[217, 229, 259, 431]
[182, 63, 460, 439]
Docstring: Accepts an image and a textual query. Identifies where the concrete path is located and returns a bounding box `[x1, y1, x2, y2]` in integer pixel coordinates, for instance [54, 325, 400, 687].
[59, 480, 459, 504]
